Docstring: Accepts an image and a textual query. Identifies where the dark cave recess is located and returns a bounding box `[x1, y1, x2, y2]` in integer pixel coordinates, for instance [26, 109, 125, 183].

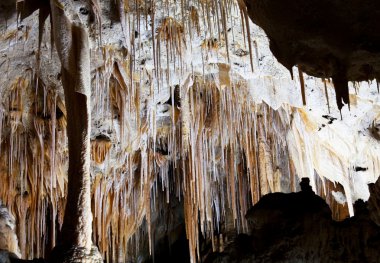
[205, 178, 380, 263]
[244, 0, 380, 110]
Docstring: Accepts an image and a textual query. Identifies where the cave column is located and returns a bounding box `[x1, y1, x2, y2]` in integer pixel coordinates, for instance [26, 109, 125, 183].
[49, 1, 101, 262]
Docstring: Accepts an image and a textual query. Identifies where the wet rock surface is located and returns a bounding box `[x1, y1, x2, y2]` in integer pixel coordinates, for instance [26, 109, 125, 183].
[205, 178, 380, 263]
[244, 0, 380, 109]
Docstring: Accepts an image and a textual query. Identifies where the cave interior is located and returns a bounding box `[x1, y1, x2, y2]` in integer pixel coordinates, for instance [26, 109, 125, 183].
[0, 0, 380, 262]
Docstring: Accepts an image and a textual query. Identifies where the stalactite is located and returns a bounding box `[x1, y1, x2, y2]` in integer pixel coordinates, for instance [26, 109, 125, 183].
[298, 67, 306, 106]
[332, 70, 350, 112]
[323, 78, 331, 113]
[237, 0, 254, 72]
[189, 6, 200, 36]
[91, 136, 112, 165]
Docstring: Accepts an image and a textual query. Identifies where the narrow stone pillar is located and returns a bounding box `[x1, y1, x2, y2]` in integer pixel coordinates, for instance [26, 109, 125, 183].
[49, 1, 101, 262]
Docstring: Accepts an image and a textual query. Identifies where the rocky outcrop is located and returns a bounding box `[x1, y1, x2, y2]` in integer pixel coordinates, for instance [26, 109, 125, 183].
[0, 206, 20, 259]
[0, 206, 44, 262]
[205, 178, 380, 263]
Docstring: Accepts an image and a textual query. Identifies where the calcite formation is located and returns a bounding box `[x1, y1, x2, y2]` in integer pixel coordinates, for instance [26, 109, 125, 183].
[0, 0, 379, 262]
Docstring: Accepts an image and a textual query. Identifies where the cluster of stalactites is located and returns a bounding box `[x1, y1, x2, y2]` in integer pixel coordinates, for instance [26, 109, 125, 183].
[0, 71, 352, 263]
[1, 0, 354, 262]
[88, 58, 298, 262]
[0, 63, 353, 263]
[0, 75, 67, 259]
[107, 0, 255, 92]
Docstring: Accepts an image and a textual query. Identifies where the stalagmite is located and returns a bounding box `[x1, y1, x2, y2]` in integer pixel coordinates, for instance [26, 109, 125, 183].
[258, 130, 274, 195]
[0, 205, 21, 258]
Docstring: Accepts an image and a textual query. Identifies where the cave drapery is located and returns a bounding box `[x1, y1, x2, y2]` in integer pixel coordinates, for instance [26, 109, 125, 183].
[0, 0, 379, 262]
